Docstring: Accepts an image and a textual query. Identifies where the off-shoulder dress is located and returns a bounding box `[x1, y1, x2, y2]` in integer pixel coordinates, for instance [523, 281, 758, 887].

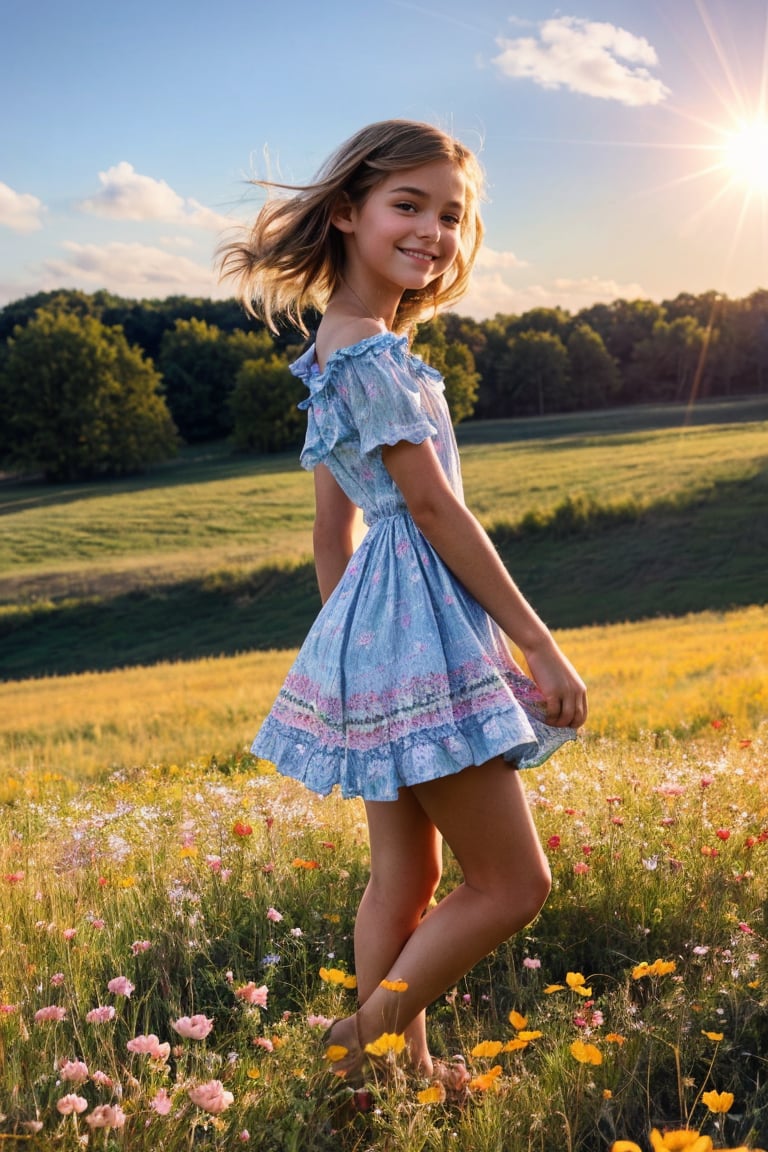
[250, 332, 575, 800]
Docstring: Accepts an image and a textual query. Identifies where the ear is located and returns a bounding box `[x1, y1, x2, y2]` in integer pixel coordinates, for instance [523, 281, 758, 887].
[331, 193, 356, 234]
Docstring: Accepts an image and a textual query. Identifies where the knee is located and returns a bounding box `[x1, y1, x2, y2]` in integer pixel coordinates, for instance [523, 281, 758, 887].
[494, 859, 552, 936]
[369, 857, 442, 921]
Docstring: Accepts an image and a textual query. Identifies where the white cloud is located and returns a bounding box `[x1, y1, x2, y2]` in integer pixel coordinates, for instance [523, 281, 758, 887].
[493, 16, 670, 106]
[80, 162, 233, 230]
[460, 270, 645, 319]
[41, 241, 223, 299]
[475, 246, 528, 270]
[0, 181, 45, 233]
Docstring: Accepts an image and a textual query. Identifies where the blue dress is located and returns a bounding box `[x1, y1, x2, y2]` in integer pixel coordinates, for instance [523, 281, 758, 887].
[251, 332, 575, 801]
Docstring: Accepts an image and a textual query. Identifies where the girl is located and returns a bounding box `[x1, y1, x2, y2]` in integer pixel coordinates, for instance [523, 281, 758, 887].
[218, 120, 587, 1095]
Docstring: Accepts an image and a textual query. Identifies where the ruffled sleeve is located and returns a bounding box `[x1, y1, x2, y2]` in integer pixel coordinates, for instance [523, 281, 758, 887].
[295, 333, 441, 470]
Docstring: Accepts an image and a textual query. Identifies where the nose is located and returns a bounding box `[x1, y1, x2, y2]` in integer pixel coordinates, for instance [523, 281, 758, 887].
[418, 214, 441, 242]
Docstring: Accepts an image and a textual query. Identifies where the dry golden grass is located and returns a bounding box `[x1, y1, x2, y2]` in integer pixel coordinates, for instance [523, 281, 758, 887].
[1, 605, 765, 801]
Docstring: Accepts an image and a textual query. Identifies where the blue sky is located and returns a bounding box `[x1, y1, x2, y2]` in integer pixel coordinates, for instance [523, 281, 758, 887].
[2, 0, 767, 318]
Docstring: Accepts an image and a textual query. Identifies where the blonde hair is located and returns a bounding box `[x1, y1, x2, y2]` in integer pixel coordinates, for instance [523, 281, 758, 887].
[217, 119, 484, 334]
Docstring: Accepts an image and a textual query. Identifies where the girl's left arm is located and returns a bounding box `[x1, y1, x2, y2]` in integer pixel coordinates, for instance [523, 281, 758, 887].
[312, 463, 359, 604]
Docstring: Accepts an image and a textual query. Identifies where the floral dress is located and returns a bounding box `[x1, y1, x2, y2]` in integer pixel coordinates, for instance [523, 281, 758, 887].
[251, 332, 575, 800]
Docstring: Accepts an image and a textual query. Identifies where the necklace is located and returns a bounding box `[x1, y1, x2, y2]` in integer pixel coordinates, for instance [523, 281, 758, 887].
[340, 277, 380, 321]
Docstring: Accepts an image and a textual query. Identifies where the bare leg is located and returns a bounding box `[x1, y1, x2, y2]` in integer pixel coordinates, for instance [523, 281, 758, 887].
[335, 757, 551, 1052]
[354, 789, 442, 1072]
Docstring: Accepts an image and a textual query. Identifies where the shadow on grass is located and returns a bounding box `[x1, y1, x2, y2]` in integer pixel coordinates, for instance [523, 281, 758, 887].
[1, 465, 766, 679]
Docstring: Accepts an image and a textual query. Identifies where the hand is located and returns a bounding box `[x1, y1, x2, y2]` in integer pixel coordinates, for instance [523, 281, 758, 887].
[523, 637, 588, 730]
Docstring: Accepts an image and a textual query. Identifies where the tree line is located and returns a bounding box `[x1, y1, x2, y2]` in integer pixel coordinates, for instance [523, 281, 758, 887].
[0, 286, 765, 481]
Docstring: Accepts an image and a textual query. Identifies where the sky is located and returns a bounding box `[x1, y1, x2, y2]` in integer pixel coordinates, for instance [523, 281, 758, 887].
[2, 0, 767, 320]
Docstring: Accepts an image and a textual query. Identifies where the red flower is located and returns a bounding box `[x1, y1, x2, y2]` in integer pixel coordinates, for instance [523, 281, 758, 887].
[711, 719, 724, 729]
[715, 829, 731, 841]
[547, 835, 561, 850]
[233, 821, 253, 838]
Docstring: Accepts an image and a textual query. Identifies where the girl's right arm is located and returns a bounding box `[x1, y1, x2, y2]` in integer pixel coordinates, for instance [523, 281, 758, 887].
[382, 437, 588, 729]
[312, 463, 359, 604]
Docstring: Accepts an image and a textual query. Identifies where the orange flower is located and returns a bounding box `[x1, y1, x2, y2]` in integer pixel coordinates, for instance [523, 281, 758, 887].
[292, 858, 319, 869]
[468, 1065, 502, 1091]
[701, 1089, 734, 1114]
[570, 1039, 602, 1065]
[632, 958, 676, 979]
[649, 1130, 713, 1152]
[544, 983, 565, 994]
[380, 979, 408, 992]
[566, 972, 593, 997]
[417, 1083, 446, 1105]
[516, 1030, 542, 1042]
[508, 1010, 527, 1030]
[471, 1040, 503, 1059]
[605, 1033, 627, 1045]
[701, 1030, 724, 1042]
[502, 1037, 529, 1052]
[319, 967, 349, 985]
[364, 1032, 406, 1057]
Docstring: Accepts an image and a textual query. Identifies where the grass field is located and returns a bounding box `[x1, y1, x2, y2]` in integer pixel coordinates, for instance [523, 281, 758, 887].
[0, 399, 766, 1149]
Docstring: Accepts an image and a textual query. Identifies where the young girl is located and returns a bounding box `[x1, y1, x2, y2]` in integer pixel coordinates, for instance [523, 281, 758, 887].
[219, 119, 587, 1095]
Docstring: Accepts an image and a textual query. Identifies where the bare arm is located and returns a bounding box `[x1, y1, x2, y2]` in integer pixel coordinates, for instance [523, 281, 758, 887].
[312, 463, 359, 604]
[382, 438, 587, 728]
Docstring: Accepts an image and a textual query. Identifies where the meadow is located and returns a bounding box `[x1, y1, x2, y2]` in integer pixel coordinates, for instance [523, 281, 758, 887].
[0, 399, 767, 1150]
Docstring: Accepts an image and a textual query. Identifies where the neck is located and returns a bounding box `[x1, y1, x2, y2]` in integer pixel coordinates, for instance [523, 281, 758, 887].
[337, 276, 400, 330]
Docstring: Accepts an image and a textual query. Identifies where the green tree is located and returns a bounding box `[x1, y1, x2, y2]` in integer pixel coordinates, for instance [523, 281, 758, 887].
[229, 356, 306, 453]
[1, 310, 178, 480]
[566, 324, 621, 409]
[413, 318, 480, 424]
[499, 330, 570, 416]
[158, 319, 274, 442]
[629, 316, 709, 401]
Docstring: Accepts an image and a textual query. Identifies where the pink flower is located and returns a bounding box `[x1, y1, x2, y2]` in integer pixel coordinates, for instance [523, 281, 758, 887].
[35, 1005, 67, 1023]
[60, 1059, 89, 1084]
[739, 922, 755, 934]
[266, 907, 283, 923]
[50, 972, 65, 987]
[62, 928, 77, 941]
[0, 1004, 17, 1015]
[523, 957, 541, 970]
[239, 1131, 250, 1142]
[306, 1013, 334, 1029]
[127, 1034, 170, 1060]
[573, 862, 590, 875]
[56, 1094, 88, 1116]
[91, 1070, 113, 1088]
[205, 854, 222, 872]
[131, 940, 151, 955]
[86, 1005, 116, 1024]
[3, 871, 24, 884]
[253, 1036, 274, 1052]
[188, 1079, 234, 1115]
[235, 982, 268, 1008]
[86, 1104, 126, 1130]
[172, 1014, 214, 1040]
[90, 918, 105, 929]
[107, 975, 134, 997]
[150, 1088, 173, 1116]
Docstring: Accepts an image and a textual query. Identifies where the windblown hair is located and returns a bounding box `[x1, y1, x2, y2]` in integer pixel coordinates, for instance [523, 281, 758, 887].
[217, 119, 485, 335]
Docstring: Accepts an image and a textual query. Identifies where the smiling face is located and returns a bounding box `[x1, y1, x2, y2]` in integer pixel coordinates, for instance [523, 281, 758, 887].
[333, 159, 467, 309]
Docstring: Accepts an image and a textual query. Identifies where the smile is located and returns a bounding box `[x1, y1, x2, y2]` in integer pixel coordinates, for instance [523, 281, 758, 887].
[398, 248, 436, 263]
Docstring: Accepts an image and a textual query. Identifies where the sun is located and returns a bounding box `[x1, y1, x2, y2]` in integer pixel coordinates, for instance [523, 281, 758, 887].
[721, 119, 768, 194]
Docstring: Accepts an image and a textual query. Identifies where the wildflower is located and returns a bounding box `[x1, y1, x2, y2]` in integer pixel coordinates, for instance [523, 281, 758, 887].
[235, 982, 268, 1007]
[642, 855, 659, 871]
[471, 1040, 504, 1059]
[151, 1088, 173, 1116]
[35, 1005, 66, 1023]
[253, 1036, 274, 1052]
[290, 927, 303, 937]
[610, 1143, 643, 1152]
[702, 1030, 724, 1041]
[262, 952, 281, 967]
[716, 828, 731, 841]
[86, 1104, 126, 1130]
[547, 835, 561, 849]
[232, 821, 253, 838]
[319, 966, 351, 985]
[50, 972, 65, 986]
[692, 945, 709, 956]
[107, 975, 134, 997]
[292, 857, 319, 869]
[738, 922, 754, 934]
[517, 1030, 542, 1042]
[544, 984, 565, 994]
[60, 1059, 89, 1084]
[701, 1089, 734, 1113]
[266, 907, 283, 923]
[91, 1071, 113, 1087]
[632, 959, 676, 980]
[380, 979, 408, 992]
[566, 972, 593, 997]
[605, 1033, 626, 1045]
[3, 871, 24, 883]
[573, 862, 590, 875]
[522, 957, 541, 970]
[188, 1079, 234, 1114]
[239, 1130, 251, 1142]
[509, 1010, 528, 1029]
[503, 1037, 530, 1051]
[570, 1039, 602, 1065]
[649, 1130, 714, 1151]
[127, 1034, 171, 1060]
[56, 1094, 88, 1116]
[468, 1065, 503, 1091]
[365, 1032, 407, 1057]
[86, 1006, 116, 1024]
[131, 940, 151, 955]
[417, 1083, 446, 1104]
[172, 1014, 214, 1040]
[62, 928, 77, 941]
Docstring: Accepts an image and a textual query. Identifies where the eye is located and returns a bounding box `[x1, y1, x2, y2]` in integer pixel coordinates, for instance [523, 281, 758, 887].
[393, 201, 417, 213]
[441, 213, 462, 227]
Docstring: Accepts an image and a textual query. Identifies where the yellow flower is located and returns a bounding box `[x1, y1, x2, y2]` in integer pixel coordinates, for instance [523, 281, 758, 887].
[544, 983, 565, 994]
[516, 1030, 542, 1042]
[380, 979, 408, 992]
[324, 1044, 349, 1063]
[570, 1039, 602, 1065]
[417, 1083, 446, 1105]
[605, 1033, 627, 1045]
[364, 1032, 406, 1057]
[343, 975, 358, 990]
[566, 971, 593, 996]
[508, 1010, 528, 1030]
[701, 1030, 724, 1042]
[502, 1037, 529, 1052]
[633, 958, 677, 979]
[319, 967, 348, 985]
[610, 1143, 643, 1152]
[468, 1065, 503, 1091]
[246, 1068, 260, 1079]
[701, 1089, 734, 1114]
[471, 1040, 504, 1059]
[649, 1130, 713, 1152]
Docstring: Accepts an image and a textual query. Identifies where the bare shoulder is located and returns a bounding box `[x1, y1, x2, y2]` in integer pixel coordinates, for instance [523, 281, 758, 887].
[315, 316, 388, 372]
